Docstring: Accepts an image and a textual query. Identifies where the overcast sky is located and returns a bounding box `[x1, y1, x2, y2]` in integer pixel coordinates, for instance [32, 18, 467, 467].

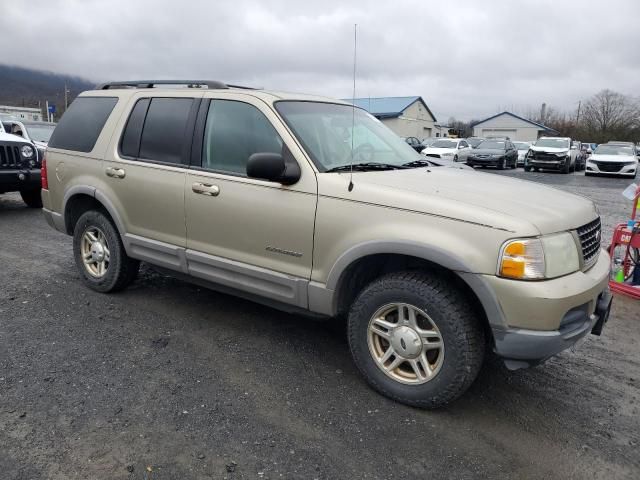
[2, 0, 639, 121]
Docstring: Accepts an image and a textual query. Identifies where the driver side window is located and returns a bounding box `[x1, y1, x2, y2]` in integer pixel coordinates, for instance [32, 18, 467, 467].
[202, 100, 283, 175]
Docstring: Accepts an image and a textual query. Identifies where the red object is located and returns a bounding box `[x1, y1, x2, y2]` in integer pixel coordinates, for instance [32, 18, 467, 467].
[41, 153, 48, 190]
[608, 184, 640, 299]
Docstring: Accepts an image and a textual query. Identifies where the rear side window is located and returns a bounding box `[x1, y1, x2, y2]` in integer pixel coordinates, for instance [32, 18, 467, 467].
[49, 97, 117, 152]
[202, 100, 283, 174]
[138, 98, 193, 164]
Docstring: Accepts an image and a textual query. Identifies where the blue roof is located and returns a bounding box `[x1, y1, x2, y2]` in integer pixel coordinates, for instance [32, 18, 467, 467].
[472, 111, 559, 134]
[342, 96, 436, 121]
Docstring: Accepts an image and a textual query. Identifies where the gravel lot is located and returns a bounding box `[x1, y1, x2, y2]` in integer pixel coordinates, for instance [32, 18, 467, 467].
[1, 169, 638, 480]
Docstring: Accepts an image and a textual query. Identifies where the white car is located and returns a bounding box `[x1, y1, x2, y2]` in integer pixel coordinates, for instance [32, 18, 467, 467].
[585, 143, 638, 177]
[421, 138, 471, 162]
[513, 141, 532, 167]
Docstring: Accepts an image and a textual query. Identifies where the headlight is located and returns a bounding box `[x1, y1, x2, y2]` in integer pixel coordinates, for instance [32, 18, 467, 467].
[498, 232, 580, 280]
[441, 152, 454, 157]
[492, 154, 503, 158]
[21, 145, 34, 158]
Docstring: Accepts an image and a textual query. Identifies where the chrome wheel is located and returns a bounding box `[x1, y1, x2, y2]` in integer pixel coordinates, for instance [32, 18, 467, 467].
[367, 303, 444, 385]
[80, 226, 110, 278]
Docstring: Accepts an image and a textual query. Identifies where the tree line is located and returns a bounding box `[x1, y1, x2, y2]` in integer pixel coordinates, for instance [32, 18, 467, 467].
[448, 89, 640, 143]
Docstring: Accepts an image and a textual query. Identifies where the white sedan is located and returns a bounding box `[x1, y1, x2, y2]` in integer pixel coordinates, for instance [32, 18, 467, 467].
[585, 143, 638, 177]
[421, 138, 471, 162]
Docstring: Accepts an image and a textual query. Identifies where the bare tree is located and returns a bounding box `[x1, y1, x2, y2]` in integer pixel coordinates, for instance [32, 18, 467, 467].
[582, 89, 639, 141]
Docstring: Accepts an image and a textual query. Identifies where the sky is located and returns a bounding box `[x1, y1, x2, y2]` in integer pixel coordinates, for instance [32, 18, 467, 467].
[2, 0, 639, 121]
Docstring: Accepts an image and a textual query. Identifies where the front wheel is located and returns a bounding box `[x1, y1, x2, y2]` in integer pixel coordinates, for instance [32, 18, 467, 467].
[453, 154, 459, 162]
[20, 188, 42, 208]
[347, 272, 485, 408]
[497, 158, 505, 170]
[73, 210, 139, 293]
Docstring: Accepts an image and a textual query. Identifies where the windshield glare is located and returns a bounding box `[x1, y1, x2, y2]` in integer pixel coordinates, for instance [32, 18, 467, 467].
[431, 140, 457, 148]
[25, 124, 55, 142]
[275, 102, 420, 171]
[477, 140, 505, 149]
[535, 138, 569, 148]
[595, 145, 634, 156]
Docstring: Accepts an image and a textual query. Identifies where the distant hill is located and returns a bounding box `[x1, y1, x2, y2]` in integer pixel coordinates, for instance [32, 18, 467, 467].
[0, 64, 94, 116]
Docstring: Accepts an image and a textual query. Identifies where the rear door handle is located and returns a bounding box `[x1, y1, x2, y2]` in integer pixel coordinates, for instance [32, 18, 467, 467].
[105, 167, 126, 179]
[192, 182, 220, 196]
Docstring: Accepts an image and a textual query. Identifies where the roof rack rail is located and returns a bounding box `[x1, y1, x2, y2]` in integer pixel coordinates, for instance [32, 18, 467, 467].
[95, 80, 256, 90]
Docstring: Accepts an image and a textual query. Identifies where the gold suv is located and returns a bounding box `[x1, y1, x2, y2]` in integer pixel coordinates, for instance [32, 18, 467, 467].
[42, 80, 612, 408]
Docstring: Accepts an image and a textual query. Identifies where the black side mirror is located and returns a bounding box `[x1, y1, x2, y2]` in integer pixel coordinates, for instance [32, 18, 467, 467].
[247, 152, 301, 185]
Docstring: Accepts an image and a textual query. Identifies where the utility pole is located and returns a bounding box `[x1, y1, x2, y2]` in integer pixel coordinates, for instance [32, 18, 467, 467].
[576, 100, 581, 125]
[64, 83, 69, 110]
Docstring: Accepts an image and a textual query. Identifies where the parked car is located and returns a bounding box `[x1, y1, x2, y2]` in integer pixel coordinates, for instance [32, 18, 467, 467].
[466, 139, 518, 169]
[513, 141, 532, 167]
[466, 137, 485, 149]
[421, 138, 471, 162]
[585, 143, 638, 177]
[402, 136, 423, 152]
[420, 137, 439, 148]
[42, 80, 612, 409]
[3, 120, 56, 162]
[0, 120, 43, 207]
[524, 137, 579, 173]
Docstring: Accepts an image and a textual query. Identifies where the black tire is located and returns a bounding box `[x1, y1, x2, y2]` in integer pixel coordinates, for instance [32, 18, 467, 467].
[562, 158, 571, 174]
[497, 158, 505, 170]
[347, 271, 485, 408]
[453, 154, 458, 162]
[73, 210, 139, 293]
[20, 188, 42, 208]
[533, 167, 539, 172]
[524, 165, 532, 172]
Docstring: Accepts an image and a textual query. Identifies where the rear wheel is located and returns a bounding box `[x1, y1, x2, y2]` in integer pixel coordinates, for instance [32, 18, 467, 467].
[347, 271, 485, 408]
[73, 210, 139, 293]
[20, 188, 42, 208]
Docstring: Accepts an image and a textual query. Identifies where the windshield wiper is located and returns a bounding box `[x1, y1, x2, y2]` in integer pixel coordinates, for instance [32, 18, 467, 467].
[325, 162, 409, 172]
[401, 159, 435, 168]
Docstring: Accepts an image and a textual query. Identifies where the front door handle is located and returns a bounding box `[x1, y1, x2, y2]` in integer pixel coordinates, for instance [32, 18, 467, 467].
[105, 167, 126, 179]
[192, 182, 220, 196]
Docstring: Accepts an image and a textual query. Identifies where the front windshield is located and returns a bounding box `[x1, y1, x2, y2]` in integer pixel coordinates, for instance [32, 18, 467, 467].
[430, 140, 457, 149]
[514, 142, 530, 150]
[275, 101, 420, 171]
[24, 124, 55, 142]
[477, 140, 506, 149]
[594, 145, 634, 156]
[535, 138, 569, 148]
[467, 138, 483, 147]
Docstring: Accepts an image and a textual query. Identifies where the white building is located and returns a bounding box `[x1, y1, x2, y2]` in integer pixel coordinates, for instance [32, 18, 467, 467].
[472, 111, 558, 142]
[345, 96, 437, 139]
[0, 105, 43, 122]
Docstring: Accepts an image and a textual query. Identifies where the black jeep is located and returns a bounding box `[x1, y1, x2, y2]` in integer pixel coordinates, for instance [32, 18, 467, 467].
[0, 123, 42, 208]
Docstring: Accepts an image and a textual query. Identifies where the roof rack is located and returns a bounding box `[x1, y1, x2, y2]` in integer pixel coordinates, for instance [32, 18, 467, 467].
[95, 80, 255, 90]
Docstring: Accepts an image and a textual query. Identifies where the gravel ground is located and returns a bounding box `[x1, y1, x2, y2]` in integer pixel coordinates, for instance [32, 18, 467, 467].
[1, 169, 639, 480]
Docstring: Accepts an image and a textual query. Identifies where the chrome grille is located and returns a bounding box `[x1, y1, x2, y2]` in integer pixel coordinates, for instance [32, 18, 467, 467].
[576, 217, 601, 270]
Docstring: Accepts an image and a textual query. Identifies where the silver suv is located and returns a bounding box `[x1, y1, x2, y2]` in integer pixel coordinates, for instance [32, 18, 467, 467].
[42, 80, 612, 408]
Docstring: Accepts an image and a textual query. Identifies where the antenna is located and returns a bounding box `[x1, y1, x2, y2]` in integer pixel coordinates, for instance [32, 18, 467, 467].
[348, 24, 357, 192]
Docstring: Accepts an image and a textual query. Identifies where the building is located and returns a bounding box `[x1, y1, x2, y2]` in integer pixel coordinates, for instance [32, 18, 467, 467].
[345, 96, 437, 139]
[472, 111, 558, 142]
[0, 105, 43, 122]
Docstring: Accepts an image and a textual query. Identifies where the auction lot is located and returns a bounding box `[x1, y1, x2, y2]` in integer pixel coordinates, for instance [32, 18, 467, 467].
[1, 169, 638, 479]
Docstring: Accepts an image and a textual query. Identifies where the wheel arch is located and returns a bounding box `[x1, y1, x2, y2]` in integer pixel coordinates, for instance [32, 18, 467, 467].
[62, 185, 126, 236]
[322, 241, 507, 334]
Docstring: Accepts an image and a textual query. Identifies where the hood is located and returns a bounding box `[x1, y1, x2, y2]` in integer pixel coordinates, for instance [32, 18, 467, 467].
[422, 147, 457, 155]
[319, 168, 597, 235]
[0, 132, 26, 143]
[469, 148, 504, 156]
[530, 145, 569, 154]
[589, 153, 636, 163]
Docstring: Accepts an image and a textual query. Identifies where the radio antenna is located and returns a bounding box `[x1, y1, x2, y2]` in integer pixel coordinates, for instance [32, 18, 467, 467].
[348, 23, 357, 192]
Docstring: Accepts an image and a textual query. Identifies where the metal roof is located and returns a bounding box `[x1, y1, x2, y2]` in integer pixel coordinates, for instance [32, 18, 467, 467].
[472, 111, 559, 134]
[342, 96, 436, 121]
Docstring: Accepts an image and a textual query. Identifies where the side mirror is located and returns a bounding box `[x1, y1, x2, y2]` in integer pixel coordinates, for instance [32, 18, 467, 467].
[247, 152, 301, 185]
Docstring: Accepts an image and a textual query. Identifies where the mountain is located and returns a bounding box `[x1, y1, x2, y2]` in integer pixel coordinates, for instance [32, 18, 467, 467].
[0, 64, 94, 115]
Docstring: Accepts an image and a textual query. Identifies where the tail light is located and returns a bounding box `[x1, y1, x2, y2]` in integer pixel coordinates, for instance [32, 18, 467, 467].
[41, 153, 48, 190]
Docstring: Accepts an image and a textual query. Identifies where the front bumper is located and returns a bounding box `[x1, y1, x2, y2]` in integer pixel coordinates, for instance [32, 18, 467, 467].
[586, 161, 637, 176]
[482, 249, 611, 367]
[0, 169, 41, 192]
[527, 158, 567, 170]
[468, 157, 501, 166]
